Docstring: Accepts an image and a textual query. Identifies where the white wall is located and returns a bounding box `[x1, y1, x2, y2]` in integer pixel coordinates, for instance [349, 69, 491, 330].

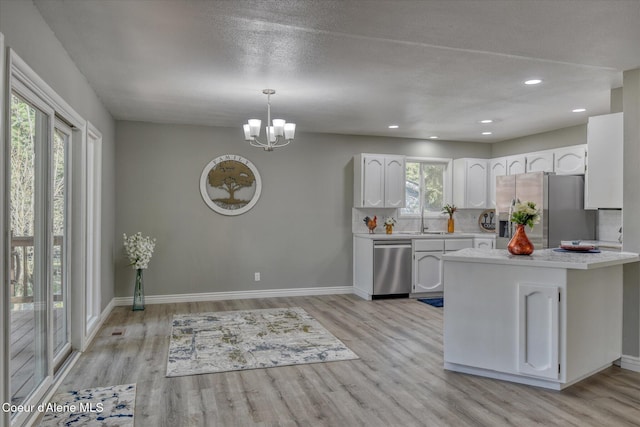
[115, 121, 490, 297]
[0, 0, 116, 309]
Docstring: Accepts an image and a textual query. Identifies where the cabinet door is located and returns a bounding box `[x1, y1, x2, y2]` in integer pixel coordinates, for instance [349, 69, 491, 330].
[413, 252, 443, 293]
[518, 283, 559, 380]
[362, 155, 385, 207]
[586, 114, 622, 208]
[507, 155, 526, 175]
[488, 158, 507, 207]
[526, 151, 554, 173]
[474, 238, 494, 249]
[554, 145, 586, 175]
[466, 160, 488, 208]
[454, 158, 487, 208]
[385, 156, 406, 207]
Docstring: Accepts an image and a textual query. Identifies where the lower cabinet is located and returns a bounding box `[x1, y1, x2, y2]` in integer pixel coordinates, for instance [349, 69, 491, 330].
[413, 238, 473, 294]
[414, 251, 444, 293]
[517, 283, 559, 380]
[474, 237, 495, 249]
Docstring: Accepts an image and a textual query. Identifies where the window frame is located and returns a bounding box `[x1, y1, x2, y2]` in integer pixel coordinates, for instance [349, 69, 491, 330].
[400, 156, 453, 218]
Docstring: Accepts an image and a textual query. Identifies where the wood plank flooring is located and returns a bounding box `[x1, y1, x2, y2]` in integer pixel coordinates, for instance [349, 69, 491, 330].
[10, 308, 66, 404]
[57, 295, 640, 426]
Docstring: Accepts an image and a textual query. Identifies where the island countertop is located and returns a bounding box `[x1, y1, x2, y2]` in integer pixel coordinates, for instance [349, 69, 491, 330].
[442, 247, 639, 270]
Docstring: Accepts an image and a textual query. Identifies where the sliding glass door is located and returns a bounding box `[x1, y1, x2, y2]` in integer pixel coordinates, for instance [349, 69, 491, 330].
[9, 91, 51, 406]
[9, 90, 73, 418]
[52, 121, 71, 368]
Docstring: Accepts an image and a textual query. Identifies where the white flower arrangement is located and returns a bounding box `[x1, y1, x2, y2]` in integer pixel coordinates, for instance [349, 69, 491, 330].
[510, 201, 540, 229]
[123, 232, 156, 269]
[384, 217, 397, 226]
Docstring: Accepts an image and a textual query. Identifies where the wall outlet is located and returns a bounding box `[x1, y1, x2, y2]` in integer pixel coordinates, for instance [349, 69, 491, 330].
[254, 272, 260, 281]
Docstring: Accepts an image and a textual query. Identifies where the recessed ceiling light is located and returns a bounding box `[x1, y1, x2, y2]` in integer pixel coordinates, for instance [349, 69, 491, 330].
[479, 119, 493, 124]
[524, 79, 542, 85]
[572, 108, 586, 113]
[482, 132, 492, 135]
[388, 125, 399, 129]
[429, 135, 439, 139]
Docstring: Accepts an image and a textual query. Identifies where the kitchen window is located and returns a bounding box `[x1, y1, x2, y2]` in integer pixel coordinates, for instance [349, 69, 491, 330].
[401, 157, 453, 217]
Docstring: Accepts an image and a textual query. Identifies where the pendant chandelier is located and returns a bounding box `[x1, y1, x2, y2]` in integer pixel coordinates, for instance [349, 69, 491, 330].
[243, 89, 296, 151]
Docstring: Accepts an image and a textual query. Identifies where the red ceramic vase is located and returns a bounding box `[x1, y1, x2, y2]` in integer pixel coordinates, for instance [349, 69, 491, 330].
[507, 224, 534, 255]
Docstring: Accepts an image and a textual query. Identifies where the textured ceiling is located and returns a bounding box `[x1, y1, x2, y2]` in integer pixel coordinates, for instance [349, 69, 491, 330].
[33, 0, 640, 142]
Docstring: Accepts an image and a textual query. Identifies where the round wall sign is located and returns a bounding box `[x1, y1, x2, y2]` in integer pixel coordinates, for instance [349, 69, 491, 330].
[200, 154, 262, 215]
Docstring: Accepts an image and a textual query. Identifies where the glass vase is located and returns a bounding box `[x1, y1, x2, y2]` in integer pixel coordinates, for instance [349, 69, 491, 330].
[447, 217, 455, 233]
[132, 268, 145, 311]
[385, 224, 393, 234]
[508, 224, 534, 255]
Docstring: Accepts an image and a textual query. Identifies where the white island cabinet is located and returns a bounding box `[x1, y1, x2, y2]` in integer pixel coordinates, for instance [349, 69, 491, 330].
[442, 248, 639, 390]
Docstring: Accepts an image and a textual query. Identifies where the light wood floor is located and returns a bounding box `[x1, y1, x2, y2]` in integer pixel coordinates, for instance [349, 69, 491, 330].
[11, 308, 66, 404]
[58, 295, 640, 426]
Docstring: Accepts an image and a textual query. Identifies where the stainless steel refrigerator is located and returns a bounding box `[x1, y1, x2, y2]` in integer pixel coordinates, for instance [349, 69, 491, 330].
[495, 172, 595, 249]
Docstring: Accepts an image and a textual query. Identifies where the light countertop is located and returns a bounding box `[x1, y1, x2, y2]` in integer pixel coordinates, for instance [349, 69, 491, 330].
[442, 248, 638, 270]
[353, 232, 491, 240]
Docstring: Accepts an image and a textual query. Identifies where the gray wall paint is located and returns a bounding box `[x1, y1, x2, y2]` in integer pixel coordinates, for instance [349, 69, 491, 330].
[611, 87, 623, 114]
[490, 124, 586, 157]
[623, 69, 640, 358]
[115, 121, 490, 297]
[0, 1, 116, 309]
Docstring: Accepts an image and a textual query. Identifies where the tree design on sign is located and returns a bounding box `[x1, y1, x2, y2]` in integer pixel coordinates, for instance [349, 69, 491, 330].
[207, 160, 256, 209]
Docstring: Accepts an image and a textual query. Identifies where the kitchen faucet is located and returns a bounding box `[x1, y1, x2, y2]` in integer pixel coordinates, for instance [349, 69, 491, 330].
[420, 207, 427, 233]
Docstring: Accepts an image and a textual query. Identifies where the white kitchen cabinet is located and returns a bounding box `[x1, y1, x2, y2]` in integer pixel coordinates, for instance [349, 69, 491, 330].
[354, 154, 405, 208]
[506, 155, 526, 175]
[517, 283, 559, 380]
[412, 238, 472, 294]
[453, 158, 488, 209]
[585, 113, 623, 209]
[384, 155, 406, 207]
[413, 239, 444, 293]
[414, 251, 444, 293]
[473, 237, 495, 249]
[553, 144, 586, 175]
[443, 255, 627, 389]
[526, 151, 554, 173]
[488, 158, 507, 207]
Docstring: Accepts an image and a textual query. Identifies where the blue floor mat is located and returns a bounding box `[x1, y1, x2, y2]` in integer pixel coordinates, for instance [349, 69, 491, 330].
[417, 297, 443, 308]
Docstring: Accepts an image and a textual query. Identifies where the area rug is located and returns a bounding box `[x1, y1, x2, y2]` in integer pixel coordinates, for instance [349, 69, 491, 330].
[38, 383, 136, 427]
[418, 297, 444, 308]
[166, 307, 359, 377]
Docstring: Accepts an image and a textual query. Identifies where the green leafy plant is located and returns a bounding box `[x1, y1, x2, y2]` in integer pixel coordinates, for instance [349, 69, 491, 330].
[442, 204, 457, 218]
[510, 201, 540, 229]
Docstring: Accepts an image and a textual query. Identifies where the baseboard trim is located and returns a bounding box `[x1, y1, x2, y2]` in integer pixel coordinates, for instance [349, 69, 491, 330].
[112, 286, 354, 306]
[82, 297, 116, 351]
[620, 355, 640, 372]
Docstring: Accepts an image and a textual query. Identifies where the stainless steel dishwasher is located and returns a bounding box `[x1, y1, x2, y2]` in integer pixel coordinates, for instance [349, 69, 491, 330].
[373, 240, 412, 297]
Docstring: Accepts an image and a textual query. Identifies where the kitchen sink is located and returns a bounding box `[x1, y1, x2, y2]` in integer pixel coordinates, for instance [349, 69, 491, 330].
[397, 231, 448, 235]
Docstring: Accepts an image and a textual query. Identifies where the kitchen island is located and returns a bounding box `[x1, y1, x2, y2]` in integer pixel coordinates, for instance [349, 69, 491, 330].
[441, 248, 639, 390]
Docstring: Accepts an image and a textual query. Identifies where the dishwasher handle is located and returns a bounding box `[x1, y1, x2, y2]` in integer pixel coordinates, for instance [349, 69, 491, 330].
[373, 241, 412, 248]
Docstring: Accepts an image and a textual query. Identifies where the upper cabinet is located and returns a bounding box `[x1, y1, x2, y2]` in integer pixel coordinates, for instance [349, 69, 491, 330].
[585, 113, 623, 209]
[554, 145, 586, 175]
[354, 154, 406, 208]
[488, 158, 507, 207]
[384, 155, 406, 208]
[453, 158, 488, 209]
[526, 151, 554, 173]
[506, 155, 526, 175]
